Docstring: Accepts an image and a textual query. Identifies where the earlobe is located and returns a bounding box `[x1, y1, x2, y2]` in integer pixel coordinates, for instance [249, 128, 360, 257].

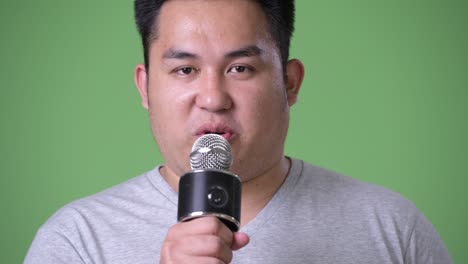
[285, 59, 305, 106]
[134, 64, 149, 109]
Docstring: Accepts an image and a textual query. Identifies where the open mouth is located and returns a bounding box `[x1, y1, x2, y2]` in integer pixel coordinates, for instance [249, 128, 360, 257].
[202, 131, 232, 139]
[204, 131, 226, 135]
[195, 125, 235, 140]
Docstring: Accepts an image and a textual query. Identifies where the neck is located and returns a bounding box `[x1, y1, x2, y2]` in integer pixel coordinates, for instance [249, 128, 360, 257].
[239, 156, 291, 226]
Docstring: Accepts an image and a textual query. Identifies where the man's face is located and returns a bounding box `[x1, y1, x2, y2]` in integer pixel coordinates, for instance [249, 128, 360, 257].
[136, 0, 301, 182]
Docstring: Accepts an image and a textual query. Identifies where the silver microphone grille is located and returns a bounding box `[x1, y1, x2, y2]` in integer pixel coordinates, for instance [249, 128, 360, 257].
[190, 134, 233, 171]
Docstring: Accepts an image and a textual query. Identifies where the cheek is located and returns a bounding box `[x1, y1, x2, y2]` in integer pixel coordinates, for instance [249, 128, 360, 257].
[235, 83, 287, 126]
[146, 84, 196, 147]
[148, 76, 195, 112]
[147, 82, 195, 147]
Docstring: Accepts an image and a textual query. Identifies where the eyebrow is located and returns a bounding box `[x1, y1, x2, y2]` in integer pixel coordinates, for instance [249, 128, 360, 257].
[225, 45, 263, 59]
[162, 49, 199, 60]
[162, 45, 263, 60]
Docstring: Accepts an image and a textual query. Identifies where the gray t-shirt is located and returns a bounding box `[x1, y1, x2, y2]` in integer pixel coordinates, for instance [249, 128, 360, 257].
[25, 159, 452, 263]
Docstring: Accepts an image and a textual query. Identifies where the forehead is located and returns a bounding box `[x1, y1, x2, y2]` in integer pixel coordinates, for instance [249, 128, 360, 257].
[151, 0, 274, 56]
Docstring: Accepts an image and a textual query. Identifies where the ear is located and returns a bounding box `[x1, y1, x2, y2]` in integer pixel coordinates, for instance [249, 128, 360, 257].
[134, 64, 149, 109]
[285, 59, 304, 106]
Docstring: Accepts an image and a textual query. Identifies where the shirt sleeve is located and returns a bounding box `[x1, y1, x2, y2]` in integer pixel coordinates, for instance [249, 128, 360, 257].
[404, 210, 453, 264]
[24, 224, 86, 264]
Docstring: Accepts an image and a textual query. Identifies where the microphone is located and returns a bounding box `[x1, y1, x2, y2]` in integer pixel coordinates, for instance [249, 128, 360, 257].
[177, 134, 242, 232]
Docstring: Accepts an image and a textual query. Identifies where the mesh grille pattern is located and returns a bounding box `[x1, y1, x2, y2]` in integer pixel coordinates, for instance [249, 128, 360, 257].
[190, 134, 232, 171]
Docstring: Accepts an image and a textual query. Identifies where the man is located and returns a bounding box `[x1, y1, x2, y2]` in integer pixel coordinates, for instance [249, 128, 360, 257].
[25, 0, 452, 263]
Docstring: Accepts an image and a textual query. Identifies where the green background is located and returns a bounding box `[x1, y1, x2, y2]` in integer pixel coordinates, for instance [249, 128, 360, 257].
[1, 0, 466, 263]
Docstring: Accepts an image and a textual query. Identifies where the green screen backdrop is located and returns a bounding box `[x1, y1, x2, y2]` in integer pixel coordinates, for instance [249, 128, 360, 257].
[1, 0, 466, 263]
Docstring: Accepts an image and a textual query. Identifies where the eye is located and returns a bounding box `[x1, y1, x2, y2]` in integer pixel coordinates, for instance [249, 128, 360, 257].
[227, 64, 255, 79]
[176, 67, 196, 75]
[229, 65, 248, 73]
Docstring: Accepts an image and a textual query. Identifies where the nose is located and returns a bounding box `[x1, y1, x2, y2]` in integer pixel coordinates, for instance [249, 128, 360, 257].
[195, 71, 232, 112]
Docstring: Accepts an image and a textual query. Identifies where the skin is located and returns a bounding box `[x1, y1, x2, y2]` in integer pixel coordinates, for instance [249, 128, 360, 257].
[134, 0, 304, 262]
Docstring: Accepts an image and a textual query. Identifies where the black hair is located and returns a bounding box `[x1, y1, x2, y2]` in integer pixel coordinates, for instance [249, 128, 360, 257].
[134, 0, 295, 71]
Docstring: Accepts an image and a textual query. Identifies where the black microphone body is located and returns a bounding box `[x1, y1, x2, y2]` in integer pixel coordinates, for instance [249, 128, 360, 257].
[177, 169, 241, 231]
[177, 134, 242, 232]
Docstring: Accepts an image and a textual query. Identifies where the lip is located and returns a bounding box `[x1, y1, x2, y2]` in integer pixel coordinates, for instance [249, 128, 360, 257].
[194, 123, 236, 141]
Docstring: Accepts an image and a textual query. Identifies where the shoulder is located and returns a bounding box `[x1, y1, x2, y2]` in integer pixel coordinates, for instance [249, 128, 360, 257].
[25, 166, 175, 263]
[294, 160, 406, 198]
[290, 159, 452, 263]
[290, 159, 424, 232]
[40, 167, 162, 233]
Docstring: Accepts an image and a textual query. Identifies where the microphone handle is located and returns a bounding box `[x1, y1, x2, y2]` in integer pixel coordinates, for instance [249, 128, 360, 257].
[177, 169, 241, 232]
